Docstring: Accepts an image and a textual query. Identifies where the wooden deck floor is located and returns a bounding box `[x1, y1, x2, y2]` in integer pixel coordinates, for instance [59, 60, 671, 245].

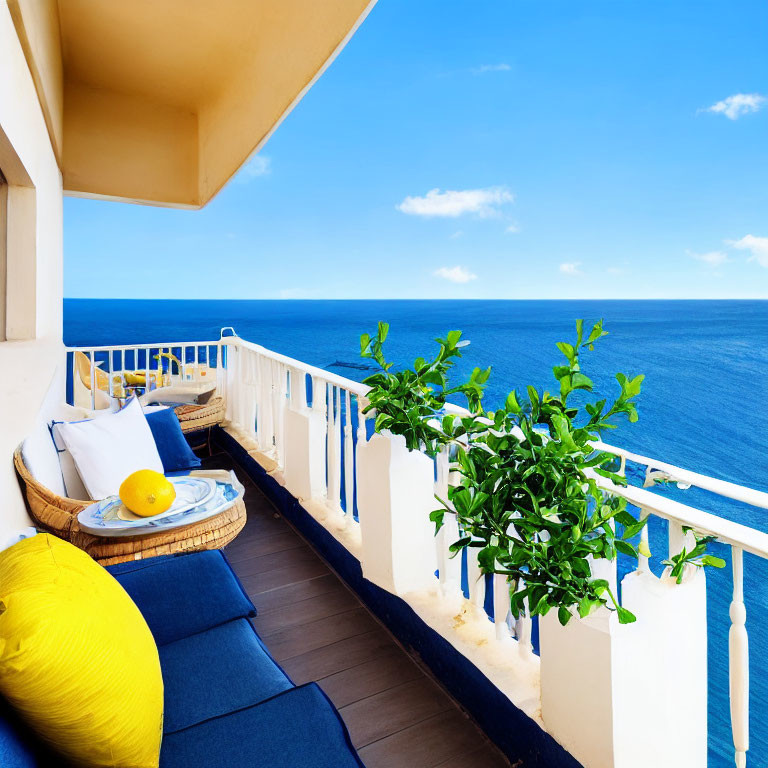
[213, 452, 510, 768]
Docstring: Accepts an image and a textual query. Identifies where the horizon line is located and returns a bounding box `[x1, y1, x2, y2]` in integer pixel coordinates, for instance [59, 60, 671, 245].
[63, 296, 768, 302]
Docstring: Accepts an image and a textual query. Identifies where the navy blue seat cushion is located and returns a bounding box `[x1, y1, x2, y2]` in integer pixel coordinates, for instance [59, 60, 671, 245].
[160, 619, 292, 734]
[160, 683, 365, 768]
[107, 551, 256, 646]
[145, 408, 201, 472]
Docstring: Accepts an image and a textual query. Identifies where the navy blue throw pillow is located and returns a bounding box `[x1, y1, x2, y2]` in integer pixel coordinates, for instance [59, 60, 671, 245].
[145, 408, 201, 473]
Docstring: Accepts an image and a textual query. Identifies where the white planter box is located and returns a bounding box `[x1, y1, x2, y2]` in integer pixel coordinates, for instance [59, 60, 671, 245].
[540, 568, 707, 768]
[356, 431, 438, 595]
[283, 407, 327, 501]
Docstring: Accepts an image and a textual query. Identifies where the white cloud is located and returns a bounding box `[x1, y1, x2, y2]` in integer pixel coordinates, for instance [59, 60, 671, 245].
[559, 262, 582, 276]
[690, 250, 729, 267]
[237, 155, 271, 179]
[729, 235, 768, 267]
[449, 230, 464, 239]
[703, 93, 766, 120]
[606, 266, 624, 275]
[398, 187, 513, 218]
[505, 223, 520, 234]
[471, 63, 511, 75]
[434, 266, 478, 284]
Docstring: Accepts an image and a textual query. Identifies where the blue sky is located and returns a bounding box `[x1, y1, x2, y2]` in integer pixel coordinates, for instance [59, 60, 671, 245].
[64, 1, 768, 300]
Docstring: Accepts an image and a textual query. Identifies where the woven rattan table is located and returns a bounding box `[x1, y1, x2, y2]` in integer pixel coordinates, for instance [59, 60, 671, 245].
[14, 447, 246, 566]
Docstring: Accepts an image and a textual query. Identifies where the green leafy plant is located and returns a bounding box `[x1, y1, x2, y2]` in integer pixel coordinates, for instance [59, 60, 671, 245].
[431, 320, 646, 625]
[361, 318, 725, 627]
[662, 528, 726, 584]
[360, 322, 490, 455]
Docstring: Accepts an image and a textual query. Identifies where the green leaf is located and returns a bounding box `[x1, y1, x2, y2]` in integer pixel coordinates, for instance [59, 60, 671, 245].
[614, 540, 638, 558]
[575, 319, 584, 347]
[449, 536, 471, 554]
[578, 596, 598, 618]
[616, 606, 637, 624]
[702, 555, 726, 569]
[429, 509, 445, 534]
[558, 606, 572, 626]
[446, 330, 462, 348]
[570, 372, 594, 391]
[585, 319, 607, 346]
[505, 390, 522, 414]
[556, 342, 576, 364]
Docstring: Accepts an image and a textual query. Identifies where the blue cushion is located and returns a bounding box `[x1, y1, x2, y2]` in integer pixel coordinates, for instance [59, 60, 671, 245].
[107, 551, 256, 646]
[160, 684, 365, 768]
[145, 408, 201, 472]
[0, 698, 63, 767]
[160, 619, 292, 734]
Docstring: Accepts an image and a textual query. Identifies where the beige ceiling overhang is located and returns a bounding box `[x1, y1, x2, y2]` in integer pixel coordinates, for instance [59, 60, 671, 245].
[12, 0, 376, 208]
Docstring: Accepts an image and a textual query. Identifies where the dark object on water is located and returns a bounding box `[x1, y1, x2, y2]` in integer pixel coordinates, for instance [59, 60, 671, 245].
[327, 360, 378, 372]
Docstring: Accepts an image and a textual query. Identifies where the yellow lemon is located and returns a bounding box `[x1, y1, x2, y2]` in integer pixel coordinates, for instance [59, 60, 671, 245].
[119, 470, 176, 518]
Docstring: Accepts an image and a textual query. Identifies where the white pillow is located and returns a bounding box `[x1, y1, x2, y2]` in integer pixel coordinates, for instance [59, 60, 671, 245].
[22, 421, 66, 498]
[50, 422, 90, 500]
[22, 404, 95, 498]
[50, 404, 114, 500]
[56, 398, 164, 500]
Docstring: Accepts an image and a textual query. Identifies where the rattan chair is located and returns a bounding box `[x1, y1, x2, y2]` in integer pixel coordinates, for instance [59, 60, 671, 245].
[174, 396, 226, 433]
[13, 446, 246, 566]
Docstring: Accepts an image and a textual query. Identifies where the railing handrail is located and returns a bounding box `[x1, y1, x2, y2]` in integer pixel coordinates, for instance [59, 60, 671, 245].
[591, 439, 768, 511]
[67, 334, 768, 523]
[231, 336, 370, 396]
[593, 475, 768, 559]
[442, 403, 768, 511]
[66, 340, 220, 353]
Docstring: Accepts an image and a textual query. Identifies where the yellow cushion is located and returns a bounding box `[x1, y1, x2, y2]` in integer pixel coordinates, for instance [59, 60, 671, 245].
[0, 534, 163, 767]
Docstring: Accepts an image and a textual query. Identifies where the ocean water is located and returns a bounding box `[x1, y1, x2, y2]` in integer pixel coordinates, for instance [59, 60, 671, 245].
[65, 298, 768, 766]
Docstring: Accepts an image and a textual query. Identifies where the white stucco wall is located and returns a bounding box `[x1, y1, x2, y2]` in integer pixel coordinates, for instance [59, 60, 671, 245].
[0, 2, 64, 538]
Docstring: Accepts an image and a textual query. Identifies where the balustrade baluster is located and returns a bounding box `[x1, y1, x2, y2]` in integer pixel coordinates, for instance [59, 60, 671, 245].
[638, 506, 651, 574]
[288, 367, 303, 410]
[144, 348, 150, 398]
[223, 344, 235, 424]
[466, 546, 486, 610]
[89, 350, 96, 410]
[274, 363, 287, 466]
[247, 351, 259, 440]
[434, 448, 452, 594]
[251, 352, 263, 445]
[343, 390, 354, 521]
[514, 584, 533, 658]
[729, 547, 749, 768]
[438, 519, 462, 599]
[259, 354, 274, 450]
[326, 384, 341, 510]
[229, 345, 239, 428]
[492, 574, 512, 642]
[355, 395, 367, 518]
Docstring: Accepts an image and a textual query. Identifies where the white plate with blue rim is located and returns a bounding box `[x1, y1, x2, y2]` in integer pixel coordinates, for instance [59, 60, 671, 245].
[78, 476, 216, 534]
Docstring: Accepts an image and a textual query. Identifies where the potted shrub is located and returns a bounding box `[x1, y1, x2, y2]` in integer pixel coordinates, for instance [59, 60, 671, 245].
[355, 323, 488, 594]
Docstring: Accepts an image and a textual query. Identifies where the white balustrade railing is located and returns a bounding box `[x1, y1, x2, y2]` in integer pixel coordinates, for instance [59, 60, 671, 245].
[67, 331, 768, 767]
[66, 340, 226, 412]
